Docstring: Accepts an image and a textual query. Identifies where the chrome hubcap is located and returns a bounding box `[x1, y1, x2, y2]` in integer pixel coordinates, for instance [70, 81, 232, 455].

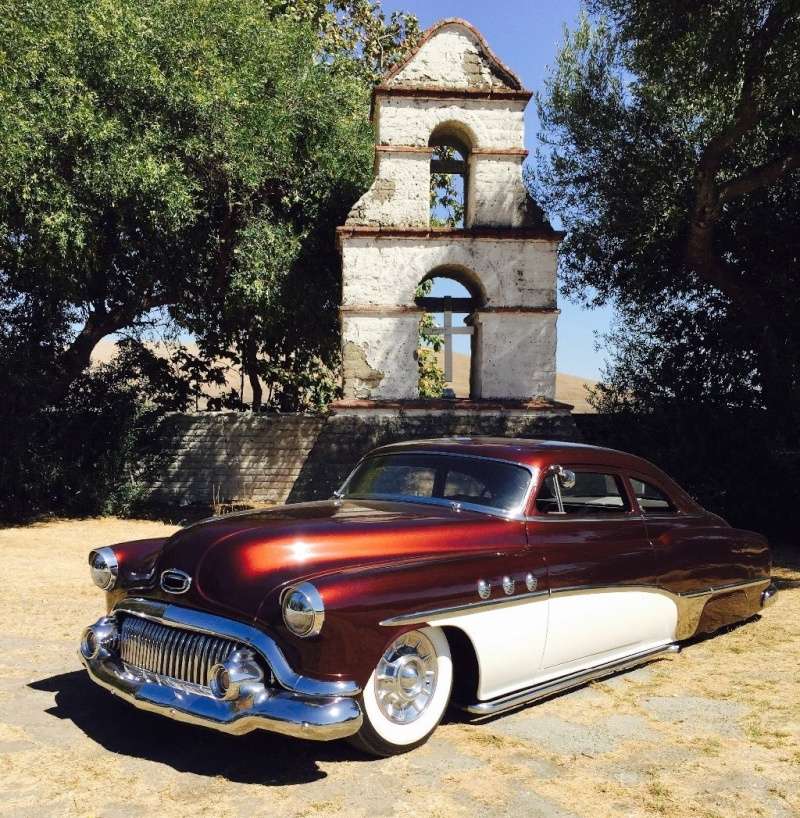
[374, 631, 438, 724]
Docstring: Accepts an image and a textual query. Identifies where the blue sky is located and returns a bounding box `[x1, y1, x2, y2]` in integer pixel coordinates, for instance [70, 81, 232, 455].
[382, 0, 614, 380]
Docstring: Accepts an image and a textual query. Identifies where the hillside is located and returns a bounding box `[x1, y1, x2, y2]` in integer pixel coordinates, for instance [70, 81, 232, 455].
[92, 341, 598, 412]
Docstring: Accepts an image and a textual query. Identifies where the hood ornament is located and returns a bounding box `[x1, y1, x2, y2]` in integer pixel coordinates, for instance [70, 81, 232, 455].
[160, 569, 192, 595]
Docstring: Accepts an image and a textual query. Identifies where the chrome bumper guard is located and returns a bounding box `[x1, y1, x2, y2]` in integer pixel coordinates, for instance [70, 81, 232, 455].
[79, 598, 363, 741]
[760, 581, 778, 609]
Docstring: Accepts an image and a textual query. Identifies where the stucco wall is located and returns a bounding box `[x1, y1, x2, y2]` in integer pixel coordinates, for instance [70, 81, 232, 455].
[472, 312, 557, 399]
[339, 18, 561, 404]
[341, 236, 557, 309]
[375, 97, 526, 149]
[387, 24, 516, 91]
[341, 313, 421, 400]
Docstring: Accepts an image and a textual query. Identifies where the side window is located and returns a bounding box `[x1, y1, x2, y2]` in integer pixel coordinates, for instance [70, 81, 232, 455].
[535, 470, 631, 515]
[630, 478, 676, 514]
[560, 472, 630, 515]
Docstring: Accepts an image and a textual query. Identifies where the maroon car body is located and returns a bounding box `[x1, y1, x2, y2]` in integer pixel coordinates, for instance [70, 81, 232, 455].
[80, 438, 777, 755]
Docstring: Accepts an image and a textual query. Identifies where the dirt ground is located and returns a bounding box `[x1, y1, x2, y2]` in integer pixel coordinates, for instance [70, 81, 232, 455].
[0, 518, 798, 818]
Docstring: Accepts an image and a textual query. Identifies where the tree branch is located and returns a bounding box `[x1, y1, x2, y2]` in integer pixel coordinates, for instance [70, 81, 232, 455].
[686, 3, 795, 312]
[720, 149, 800, 202]
[697, 4, 792, 172]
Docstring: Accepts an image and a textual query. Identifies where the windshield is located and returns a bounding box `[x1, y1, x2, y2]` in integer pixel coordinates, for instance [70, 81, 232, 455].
[340, 452, 532, 515]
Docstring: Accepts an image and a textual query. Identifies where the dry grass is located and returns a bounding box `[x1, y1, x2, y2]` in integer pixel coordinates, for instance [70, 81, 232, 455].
[0, 519, 797, 818]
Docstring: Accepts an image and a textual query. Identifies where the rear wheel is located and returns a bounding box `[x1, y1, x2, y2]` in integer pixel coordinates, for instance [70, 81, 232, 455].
[349, 627, 452, 757]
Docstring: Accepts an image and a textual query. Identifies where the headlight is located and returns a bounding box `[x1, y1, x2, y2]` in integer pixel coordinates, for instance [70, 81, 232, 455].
[281, 582, 324, 637]
[88, 547, 118, 591]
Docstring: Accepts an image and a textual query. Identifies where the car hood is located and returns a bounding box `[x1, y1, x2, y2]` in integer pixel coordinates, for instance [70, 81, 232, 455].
[150, 499, 493, 622]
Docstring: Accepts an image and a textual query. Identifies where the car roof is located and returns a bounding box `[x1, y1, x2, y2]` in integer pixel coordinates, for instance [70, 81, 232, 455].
[366, 438, 702, 512]
[371, 437, 625, 465]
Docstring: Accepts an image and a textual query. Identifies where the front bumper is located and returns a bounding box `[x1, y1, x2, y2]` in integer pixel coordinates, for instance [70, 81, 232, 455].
[79, 599, 363, 741]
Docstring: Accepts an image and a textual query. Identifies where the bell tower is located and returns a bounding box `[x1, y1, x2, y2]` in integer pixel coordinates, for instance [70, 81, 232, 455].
[336, 19, 568, 416]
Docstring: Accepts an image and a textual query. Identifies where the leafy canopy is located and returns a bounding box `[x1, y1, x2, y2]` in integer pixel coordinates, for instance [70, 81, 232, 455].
[535, 1, 800, 434]
[0, 0, 418, 411]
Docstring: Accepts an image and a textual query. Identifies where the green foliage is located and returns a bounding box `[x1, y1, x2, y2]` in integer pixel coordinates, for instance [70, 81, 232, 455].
[535, 2, 800, 440]
[430, 146, 465, 228]
[415, 279, 444, 398]
[0, 363, 169, 521]
[0, 0, 419, 414]
[577, 408, 799, 541]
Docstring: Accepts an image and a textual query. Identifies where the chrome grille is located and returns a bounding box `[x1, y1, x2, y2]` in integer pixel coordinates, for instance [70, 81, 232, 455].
[119, 615, 242, 689]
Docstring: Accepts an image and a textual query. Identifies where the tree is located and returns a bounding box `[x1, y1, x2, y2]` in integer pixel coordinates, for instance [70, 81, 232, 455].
[177, 0, 420, 410]
[535, 1, 800, 440]
[0, 0, 418, 411]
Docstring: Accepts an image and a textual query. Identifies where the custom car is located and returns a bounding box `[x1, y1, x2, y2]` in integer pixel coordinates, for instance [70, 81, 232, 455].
[79, 438, 778, 756]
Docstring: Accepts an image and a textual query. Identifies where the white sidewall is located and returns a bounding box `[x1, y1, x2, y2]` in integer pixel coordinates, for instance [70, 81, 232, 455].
[362, 627, 453, 747]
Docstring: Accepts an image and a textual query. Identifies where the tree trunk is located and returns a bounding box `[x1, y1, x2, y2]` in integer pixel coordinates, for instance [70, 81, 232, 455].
[46, 314, 121, 405]
[243, 334, 263, 412]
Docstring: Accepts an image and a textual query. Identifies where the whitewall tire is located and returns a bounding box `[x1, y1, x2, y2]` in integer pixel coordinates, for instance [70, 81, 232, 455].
[349, 627, 452, 757]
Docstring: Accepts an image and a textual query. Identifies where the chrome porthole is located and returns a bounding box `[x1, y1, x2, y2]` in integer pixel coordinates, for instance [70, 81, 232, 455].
[374, 631, 438, 724]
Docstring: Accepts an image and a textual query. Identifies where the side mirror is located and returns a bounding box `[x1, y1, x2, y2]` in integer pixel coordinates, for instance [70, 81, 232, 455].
[552, 465, 576, 489]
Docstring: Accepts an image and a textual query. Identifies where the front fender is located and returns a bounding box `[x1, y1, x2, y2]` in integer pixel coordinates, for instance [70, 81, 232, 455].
[256, 548, 541, 689]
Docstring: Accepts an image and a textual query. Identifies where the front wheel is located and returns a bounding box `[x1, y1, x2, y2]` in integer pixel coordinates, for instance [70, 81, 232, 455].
[348, 627, 452, 757]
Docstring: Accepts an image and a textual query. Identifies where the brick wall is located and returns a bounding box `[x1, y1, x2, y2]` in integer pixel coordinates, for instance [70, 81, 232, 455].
[145, 410, 579, 510]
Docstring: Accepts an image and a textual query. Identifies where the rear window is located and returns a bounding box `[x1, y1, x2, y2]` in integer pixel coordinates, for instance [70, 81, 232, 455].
[343, 453, 531, 514]
[536, 471, 631, 516]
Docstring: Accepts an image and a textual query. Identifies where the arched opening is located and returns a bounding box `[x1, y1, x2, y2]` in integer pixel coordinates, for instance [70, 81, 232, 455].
[416, 268, 484, 399]
[429, 124, 473, 228]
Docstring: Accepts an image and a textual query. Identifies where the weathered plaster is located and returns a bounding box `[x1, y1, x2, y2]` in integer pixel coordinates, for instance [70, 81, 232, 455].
[386, 21, 519, 91]
[342, 314, 421, 400]
[471, 311, 557, 399]
[375, 97, 526, 150]
[341, 237, 557, 309]
[340, 19, 560, 403]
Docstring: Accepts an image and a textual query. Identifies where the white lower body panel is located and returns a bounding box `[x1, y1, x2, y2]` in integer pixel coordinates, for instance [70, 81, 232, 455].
[426, 587, 678, 701]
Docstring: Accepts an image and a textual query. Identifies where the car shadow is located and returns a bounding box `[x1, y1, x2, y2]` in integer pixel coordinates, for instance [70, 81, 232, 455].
[29, 671, 371, 785]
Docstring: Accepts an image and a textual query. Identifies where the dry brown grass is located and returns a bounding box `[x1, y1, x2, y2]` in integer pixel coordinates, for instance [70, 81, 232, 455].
[0, 519, 797, 817]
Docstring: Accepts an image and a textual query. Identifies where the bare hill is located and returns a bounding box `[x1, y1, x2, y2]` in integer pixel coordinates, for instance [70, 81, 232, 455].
[92, 341, 597, 412]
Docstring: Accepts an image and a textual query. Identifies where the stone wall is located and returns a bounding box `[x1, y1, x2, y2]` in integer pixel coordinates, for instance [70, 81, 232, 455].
[146, 410, 579, 510]
[147, 413, 325, 508]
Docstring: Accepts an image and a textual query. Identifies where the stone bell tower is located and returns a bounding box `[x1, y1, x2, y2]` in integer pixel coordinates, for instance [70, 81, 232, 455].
[336, 19, 569, 420]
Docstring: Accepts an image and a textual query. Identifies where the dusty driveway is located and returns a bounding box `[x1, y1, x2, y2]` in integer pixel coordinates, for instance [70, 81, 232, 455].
[0, 519, 798, 818]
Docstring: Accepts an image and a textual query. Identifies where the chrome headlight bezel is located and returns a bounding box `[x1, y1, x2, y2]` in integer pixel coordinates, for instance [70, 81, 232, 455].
[89, 547, 119, 591]
[281, 582, 325, 638]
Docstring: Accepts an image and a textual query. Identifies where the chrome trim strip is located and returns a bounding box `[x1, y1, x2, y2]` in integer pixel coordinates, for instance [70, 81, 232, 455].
[524, 514, 645, 523]
[79, 652, 362, 740]
[379, 589, 549, 626]
[462, 643, 681, 716]
[336, 450, 537, 521]
[678, 578, 768, 598]
[379, 578, 771, 639]
[113, 598, 360, 697]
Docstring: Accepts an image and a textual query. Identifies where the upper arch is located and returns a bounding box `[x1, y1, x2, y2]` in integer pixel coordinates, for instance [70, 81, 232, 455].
[418, 264, 487, 307]
[428, 120, 477, 155]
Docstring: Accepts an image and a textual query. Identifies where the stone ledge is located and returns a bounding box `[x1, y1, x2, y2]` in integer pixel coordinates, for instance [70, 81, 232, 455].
[337, 225, 564, 242]
[330, 398, 574, 416]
